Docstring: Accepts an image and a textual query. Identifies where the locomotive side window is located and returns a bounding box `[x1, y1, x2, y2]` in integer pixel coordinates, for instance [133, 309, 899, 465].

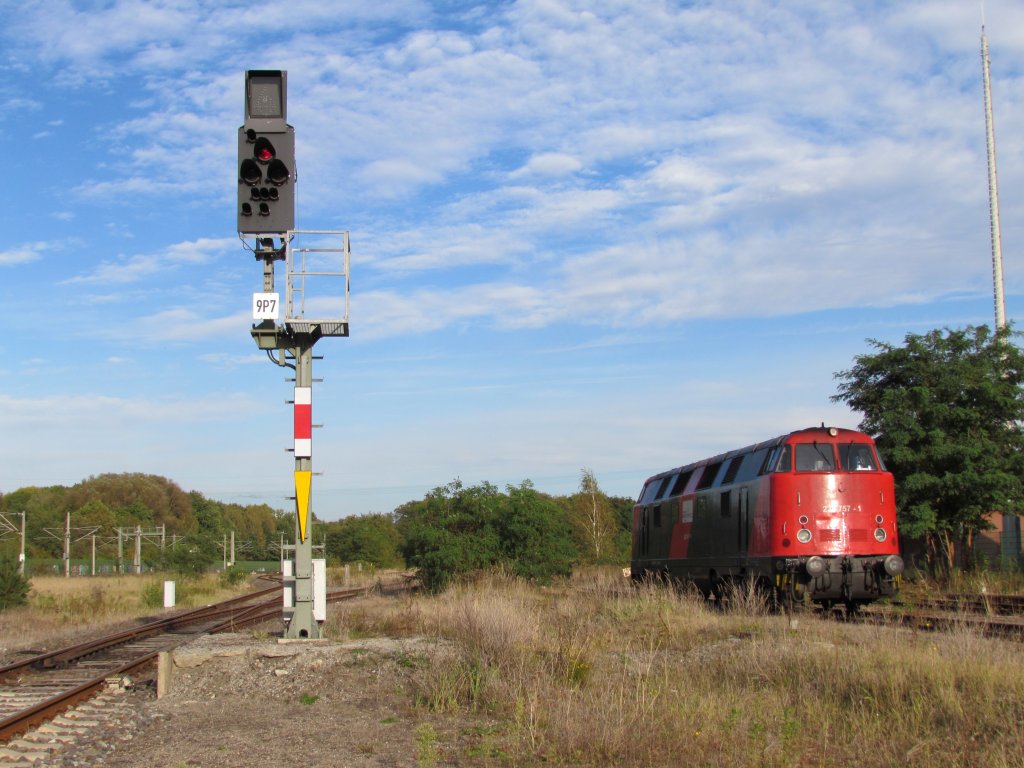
[696, 461, 723, 490]
[795, 443, 836, 472]
[669, 469, 694, 497]
[839, 443, 878, 471]
[639, 480, 661, 505]
[759, 446, 779, 474]
[771, 445, 792, 472]
[721, 455, 744, 485]
[655, 475, 674, 499]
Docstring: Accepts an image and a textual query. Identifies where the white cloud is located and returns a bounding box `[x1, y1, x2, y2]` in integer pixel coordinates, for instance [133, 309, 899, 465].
[64, 238, 236, 284]
[510, 152, 583, 178]
[0, 242, 51, 265]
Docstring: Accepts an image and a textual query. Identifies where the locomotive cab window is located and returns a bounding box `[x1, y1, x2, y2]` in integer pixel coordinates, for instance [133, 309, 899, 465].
[795, 443, 836, 472]
[770, 445, 792, 473]
[839, 443, 878, 471]
[639, 480, 661, 505]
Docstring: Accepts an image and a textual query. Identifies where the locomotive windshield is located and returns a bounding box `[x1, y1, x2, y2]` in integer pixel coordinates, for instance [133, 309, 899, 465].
[838, 442, 879, 471]
[794, 443, 836, 471]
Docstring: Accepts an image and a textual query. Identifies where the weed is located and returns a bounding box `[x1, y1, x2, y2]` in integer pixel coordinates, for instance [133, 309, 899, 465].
[299, 692, 318, 706]
[415, 722, 439, 768]
[140, 581, 163, 609]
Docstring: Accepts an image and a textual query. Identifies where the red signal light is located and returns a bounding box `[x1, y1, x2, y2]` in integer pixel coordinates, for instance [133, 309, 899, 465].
[254, 137, 276, 163]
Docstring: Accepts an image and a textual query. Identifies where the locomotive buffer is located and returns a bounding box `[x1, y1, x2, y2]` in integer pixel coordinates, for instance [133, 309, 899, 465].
[238, 70, 350, 640]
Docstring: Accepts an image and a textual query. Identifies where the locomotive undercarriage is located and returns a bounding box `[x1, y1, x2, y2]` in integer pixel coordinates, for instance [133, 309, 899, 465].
[634, 552, 903, 612]
[776, 553, 904, 610]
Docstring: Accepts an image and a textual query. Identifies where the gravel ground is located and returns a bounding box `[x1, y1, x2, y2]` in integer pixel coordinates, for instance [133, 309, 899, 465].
[50, 632, 487, 768]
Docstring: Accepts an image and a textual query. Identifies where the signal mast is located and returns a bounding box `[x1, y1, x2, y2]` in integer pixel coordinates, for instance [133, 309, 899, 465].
[237, 71, 350, 640]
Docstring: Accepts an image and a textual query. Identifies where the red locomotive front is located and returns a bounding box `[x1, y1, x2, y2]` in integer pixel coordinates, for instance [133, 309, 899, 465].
[631, 425, 903, 610]
[761, 427, 903, 607]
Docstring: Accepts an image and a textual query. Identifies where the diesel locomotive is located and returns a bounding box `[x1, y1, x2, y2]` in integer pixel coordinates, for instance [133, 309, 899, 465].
[632, 426, 904, 609]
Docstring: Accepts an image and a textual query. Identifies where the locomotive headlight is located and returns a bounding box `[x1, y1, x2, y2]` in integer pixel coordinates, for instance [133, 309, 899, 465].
[805, 556, 826, 578]
[883, 555, 904, 576]
[873, 527, 887, 542]
[796, 528, 812, 544]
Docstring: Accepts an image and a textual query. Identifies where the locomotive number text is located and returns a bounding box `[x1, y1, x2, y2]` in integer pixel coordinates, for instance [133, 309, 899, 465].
[821, 503, 862, 514]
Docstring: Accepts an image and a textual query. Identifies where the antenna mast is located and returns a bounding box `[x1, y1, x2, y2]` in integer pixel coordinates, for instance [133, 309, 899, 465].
[981, 24, 1007, 330]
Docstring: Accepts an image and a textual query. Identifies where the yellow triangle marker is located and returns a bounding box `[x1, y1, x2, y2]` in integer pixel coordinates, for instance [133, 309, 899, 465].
[295, 470, 312, 542]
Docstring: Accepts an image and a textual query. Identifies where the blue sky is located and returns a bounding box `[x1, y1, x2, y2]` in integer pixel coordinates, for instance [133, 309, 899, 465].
[1, 0, 1022, 520]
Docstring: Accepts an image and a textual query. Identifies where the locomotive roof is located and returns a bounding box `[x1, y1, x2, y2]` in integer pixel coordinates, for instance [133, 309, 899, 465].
[644, 426, 871, 484]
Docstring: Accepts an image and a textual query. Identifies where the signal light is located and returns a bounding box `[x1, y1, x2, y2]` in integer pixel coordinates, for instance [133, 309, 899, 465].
[240, 159, 261, 186]
[238, 125, 294, 233]
[267, 159, 289, 185]
[254, 136, 275, 162]
[237, 70, 294, 234]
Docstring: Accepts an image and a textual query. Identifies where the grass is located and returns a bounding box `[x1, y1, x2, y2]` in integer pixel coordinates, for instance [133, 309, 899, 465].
[0, 572, 258, 657]
[327, 568, 1024, 768]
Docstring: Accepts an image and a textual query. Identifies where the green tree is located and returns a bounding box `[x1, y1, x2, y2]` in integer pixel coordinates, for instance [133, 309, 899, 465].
[495, 482, 576, 582]
[160, 533, 219, 577]
[324, 513, 403, 568]
[398, 479, 582, 589]
[832, 325, 1024, 572]
[398, 480, 502, 590]
[567, 468, 618, 564]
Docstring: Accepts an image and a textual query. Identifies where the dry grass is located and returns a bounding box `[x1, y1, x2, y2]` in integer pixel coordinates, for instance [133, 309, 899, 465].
[329, 569, 1024, 768]
[0, 573, 255, 660]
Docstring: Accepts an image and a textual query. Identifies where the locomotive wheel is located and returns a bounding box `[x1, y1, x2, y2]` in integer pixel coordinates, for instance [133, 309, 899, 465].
[709, 572, 727, 605]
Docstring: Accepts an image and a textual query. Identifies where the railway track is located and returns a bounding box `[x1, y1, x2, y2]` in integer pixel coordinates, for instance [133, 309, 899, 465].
[0, 578, 395, 752]
[902, 592, 1024, 616]
[858, 591, 1024, 641]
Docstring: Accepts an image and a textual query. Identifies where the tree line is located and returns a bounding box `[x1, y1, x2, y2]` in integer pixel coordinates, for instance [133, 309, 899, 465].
[0, 473, 289, 567]
[0, 469, 635, 580]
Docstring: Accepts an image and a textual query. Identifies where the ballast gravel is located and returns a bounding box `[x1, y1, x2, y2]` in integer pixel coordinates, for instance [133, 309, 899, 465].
[44, 632, 480, 768]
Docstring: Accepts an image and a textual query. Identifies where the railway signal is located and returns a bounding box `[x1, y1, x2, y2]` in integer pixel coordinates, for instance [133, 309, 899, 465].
[238, 69, 350, 641]
[237, 70, 295, 234]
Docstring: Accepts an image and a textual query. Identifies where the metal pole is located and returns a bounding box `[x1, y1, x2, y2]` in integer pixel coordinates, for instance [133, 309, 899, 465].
[117, 529, 123, 575]
[19, 512, 26, 577]
[64, 511, 70, 578]
[134, 525, 142, 574]
[230, 530, 235, 568]
[91, 535, 96, 576]
[982, 27, 1007, 331]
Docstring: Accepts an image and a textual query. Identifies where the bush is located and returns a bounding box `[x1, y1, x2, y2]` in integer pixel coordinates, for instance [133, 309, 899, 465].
[0, 557, 30, 610]
[140, 580, 163, 609]
[398, 480, 577, 590]
[218, 567, 247, 587]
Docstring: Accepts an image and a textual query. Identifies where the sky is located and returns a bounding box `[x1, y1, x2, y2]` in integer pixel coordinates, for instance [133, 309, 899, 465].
[1, 0, 1023, 521]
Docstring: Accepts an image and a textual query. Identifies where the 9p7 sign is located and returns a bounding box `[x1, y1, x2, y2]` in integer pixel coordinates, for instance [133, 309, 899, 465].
[253, 292, 280, 320]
